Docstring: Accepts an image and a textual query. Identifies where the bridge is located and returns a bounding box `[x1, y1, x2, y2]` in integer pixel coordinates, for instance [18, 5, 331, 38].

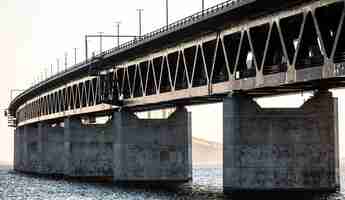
[7, 0, 345, 192]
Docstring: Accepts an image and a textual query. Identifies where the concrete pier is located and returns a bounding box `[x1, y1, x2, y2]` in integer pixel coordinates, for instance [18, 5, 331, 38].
[42, 123, 65, 175]
[64, 118, 114, 177]
[13, 107, 192, 183]
[223, 91, 339, 192]
[113, 107, 192, 182]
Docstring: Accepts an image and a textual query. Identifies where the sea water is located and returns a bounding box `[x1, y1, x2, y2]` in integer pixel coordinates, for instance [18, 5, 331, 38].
[0, 165, 344, 200]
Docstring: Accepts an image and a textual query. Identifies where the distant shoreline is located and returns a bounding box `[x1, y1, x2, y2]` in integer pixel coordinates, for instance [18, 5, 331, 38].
[193, 164, 222, 168]
[0, 165, 13, 170]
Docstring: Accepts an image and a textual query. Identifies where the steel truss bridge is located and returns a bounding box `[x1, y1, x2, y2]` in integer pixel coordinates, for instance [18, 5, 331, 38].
[8, 0, 345, 127]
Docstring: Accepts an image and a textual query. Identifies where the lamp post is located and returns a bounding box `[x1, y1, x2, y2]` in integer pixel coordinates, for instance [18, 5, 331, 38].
[74, 48, 77, 65]
[84, 33, 139, 61]
[137, 9, 144, 38]
[56, 59, 60, 73]
[85, 35, 88, 61]
[166, 0, 169, 26]
[45, 68, 48, 79]
[114, 21, 121, 47]
[98, 32, 104, 54]
[64, 52, 68, 70]
[202, 0, 205, 14]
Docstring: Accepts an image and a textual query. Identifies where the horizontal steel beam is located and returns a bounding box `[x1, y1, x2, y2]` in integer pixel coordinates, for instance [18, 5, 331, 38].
[9, 0, 345, 127]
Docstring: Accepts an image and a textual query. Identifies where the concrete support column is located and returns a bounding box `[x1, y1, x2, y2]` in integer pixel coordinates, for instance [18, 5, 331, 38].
[13, 127, 24, 171]
[22, 126, 29, 172]
[37, 123, 47, 173]
[21, 124, 41, 173]
[64, 117, 113, 177]
[113, 112, 124, 179]
[64, 118, 72, 176]
[42, 122, 65, 175]
[13, 107, 191, 183]
[113, 107, 192, 182]
[13, 128, 19, 171]
[223, 91, 339, 192]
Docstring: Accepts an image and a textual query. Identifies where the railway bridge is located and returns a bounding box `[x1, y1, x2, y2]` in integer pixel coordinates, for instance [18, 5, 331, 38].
[7, 0, 345, 192]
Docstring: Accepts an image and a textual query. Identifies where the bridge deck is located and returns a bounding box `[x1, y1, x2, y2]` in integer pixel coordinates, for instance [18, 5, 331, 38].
[8, 0, 345, 127]
[8, 0, 310, 112]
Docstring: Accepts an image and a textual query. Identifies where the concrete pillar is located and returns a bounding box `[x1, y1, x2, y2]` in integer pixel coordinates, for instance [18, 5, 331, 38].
[38, 122, 50, 174]
[223, 91, 339, 192]
[64, 117, 113, 177]
[13, 127, 24, 171]
[13, 107, 191, 183]
[37, 123, 47, 173]
[113, 107, 192, 182]
[22, 124, 41, 173]
[64, 118, 72, 176]
[14, 122, 65, 175]
[13, 128, 19, 171]
[14, 124, 44, 173]
[22, 126, 29, 172]
[37, 123, 44, 172]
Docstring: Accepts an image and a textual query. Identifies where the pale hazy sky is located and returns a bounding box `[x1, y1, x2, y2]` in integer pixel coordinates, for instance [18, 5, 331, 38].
[0, 0, 345, 164]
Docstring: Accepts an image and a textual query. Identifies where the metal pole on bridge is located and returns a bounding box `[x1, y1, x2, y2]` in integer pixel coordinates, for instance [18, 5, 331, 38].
[166, 0, 169, 26]
[85, 35, 87, 61]
[202, 0, 205, 15]
[98, 32, 104, 54]
[56, 59, 60, 73]
[74, 48, 77, 65]
[85, 35, 88, 61]
[137, 9, 144, 38]
[114, 21, 121, 47]
[45, 68, 48, 80]
[64, 52, 68, 71]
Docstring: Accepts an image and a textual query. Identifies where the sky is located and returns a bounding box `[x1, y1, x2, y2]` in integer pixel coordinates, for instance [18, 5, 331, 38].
[0, 0, 345, 164]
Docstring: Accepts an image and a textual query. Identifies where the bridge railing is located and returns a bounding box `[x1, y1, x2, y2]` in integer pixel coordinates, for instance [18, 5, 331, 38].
[100, 0, 241, 57]
[12, 0, 243, 110]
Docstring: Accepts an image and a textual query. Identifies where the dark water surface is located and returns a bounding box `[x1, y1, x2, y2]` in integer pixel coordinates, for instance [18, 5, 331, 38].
[0, 165, 344, 199]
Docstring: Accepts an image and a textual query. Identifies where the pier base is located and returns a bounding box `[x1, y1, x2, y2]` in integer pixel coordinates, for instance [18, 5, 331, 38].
[13, 107, 192, 183]
[223, 91, 339, 192]
[64, 118, 113, 177]
[113, 107, 192, 182]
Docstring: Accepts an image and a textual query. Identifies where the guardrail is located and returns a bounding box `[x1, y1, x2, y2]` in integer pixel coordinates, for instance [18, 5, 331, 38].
[11, 0, 243, 109]
[45, 0, 242, 82]
[100, 0, 241, 57]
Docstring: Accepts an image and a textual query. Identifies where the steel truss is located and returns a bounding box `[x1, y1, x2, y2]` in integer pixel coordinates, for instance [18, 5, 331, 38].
[15, 0, 345, 126]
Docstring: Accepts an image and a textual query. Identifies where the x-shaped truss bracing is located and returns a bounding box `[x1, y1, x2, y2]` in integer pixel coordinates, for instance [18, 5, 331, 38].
[15, 0, 345, 126]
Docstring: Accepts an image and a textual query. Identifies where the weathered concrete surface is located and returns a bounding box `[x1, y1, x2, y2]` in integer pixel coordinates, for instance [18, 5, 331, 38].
[42, 123, 65, 175]
[13, 120, 113, 177]
[65, 118, 113, 177]
[13, 124, 41, 173]
[13, 107, 192, 183]
[14, 123, 67, 175]
[113, 107, 192, 182]
[223, 91, 339, 192]
[13, 127, 24, 172]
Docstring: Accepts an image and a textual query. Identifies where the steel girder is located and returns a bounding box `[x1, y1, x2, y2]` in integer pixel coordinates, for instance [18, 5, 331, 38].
[14, 0, 345, 126]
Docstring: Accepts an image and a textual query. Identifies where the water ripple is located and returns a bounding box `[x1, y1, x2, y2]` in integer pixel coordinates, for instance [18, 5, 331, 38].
[0, 166, 344, 200]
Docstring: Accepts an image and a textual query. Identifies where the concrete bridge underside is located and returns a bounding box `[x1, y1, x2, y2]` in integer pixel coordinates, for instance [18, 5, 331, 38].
[8, 0, 343, 192]
[14, 90, 339, 192]
[14, 107, 192, 182]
